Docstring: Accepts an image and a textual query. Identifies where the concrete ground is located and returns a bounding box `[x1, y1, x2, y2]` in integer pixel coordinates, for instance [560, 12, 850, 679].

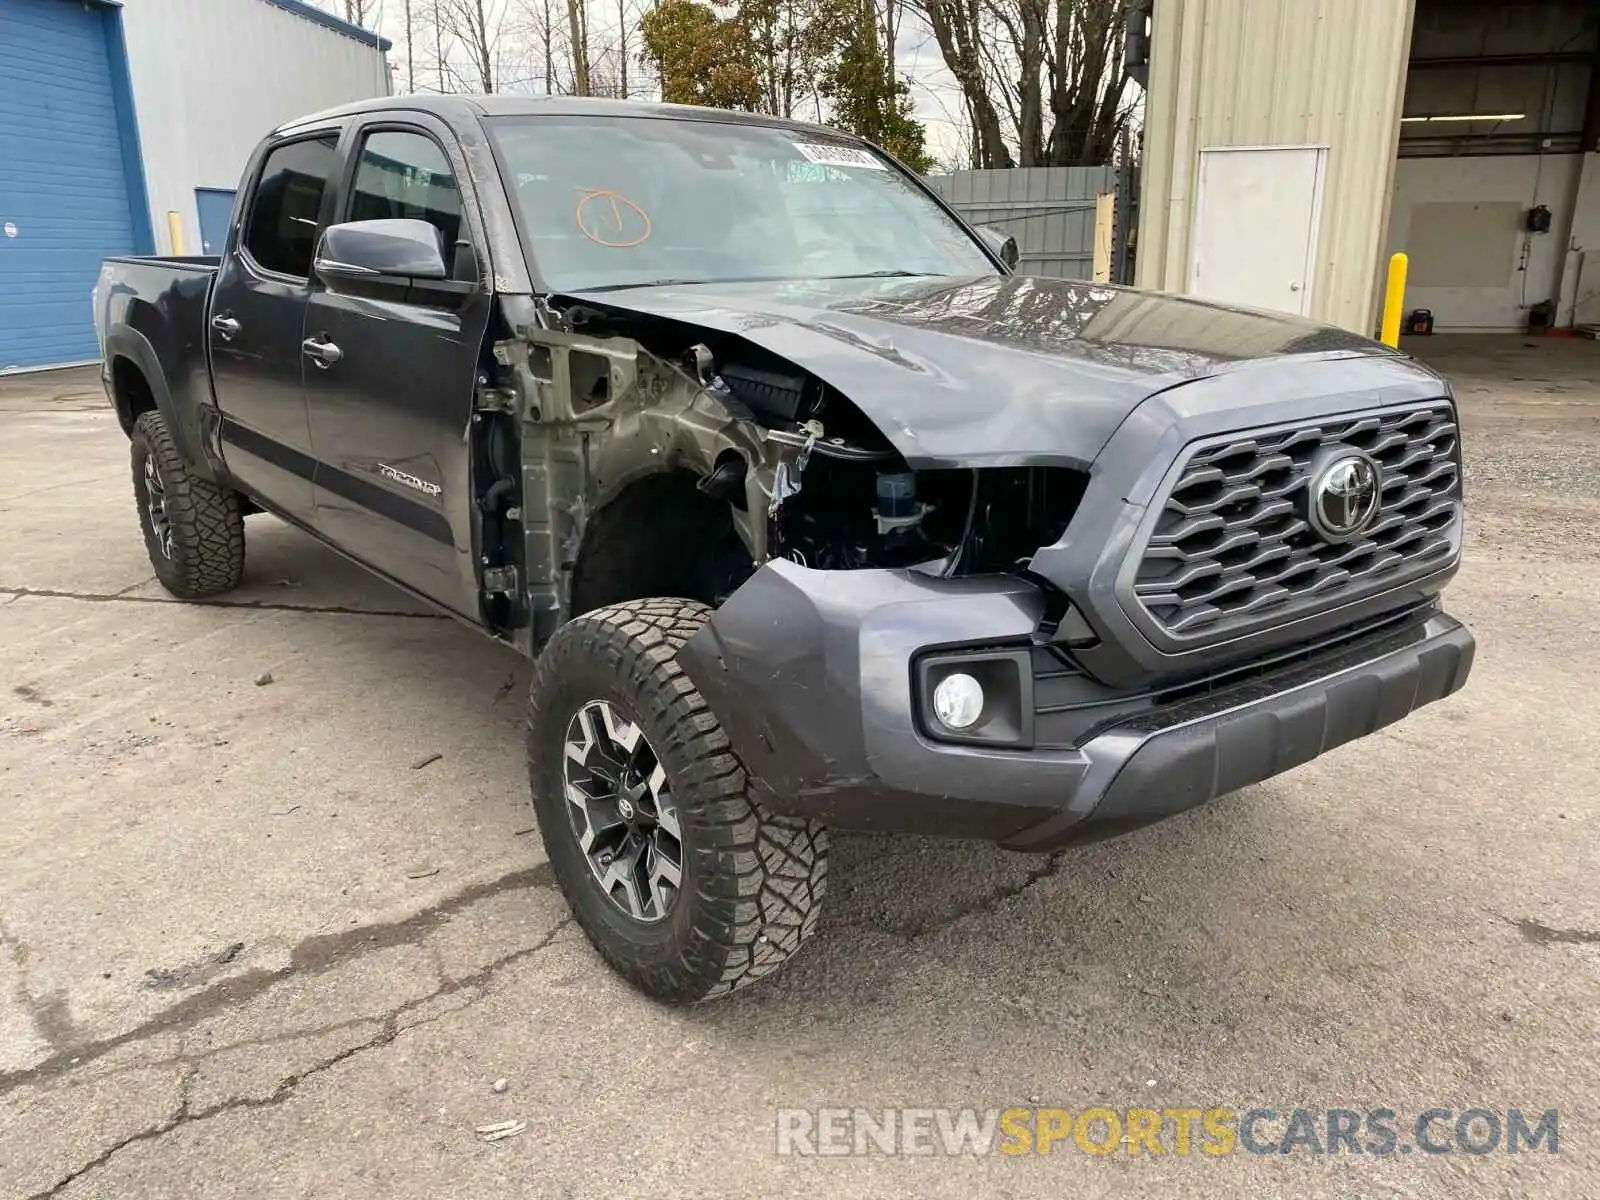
[1, 335, 1597, 1198]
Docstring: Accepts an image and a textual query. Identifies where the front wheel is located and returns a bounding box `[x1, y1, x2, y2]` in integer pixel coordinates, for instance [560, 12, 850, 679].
[527, 599, 828, 1003]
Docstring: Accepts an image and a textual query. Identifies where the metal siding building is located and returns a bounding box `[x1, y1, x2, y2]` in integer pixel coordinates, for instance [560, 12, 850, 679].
[0, 0, 151, 368]
[1136, 0, 1416, 334]
[1384, 1, 1599, 331]
[121, 0, 391, 261]
[927, 167, 1116, 279]
[0, 0, 388, 371]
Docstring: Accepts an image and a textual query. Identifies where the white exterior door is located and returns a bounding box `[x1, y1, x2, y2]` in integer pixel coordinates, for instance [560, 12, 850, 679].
[1190, 146, 1326, 317]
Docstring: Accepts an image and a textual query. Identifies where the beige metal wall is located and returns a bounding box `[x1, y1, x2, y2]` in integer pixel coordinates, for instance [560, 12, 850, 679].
[1136, 0, 1416, 334]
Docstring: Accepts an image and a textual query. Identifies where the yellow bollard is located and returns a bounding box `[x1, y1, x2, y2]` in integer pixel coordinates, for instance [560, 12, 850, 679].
[1380, 252, 1408, 348]
[167, 211, 185, 256]
[1092, 192, 1115, 283]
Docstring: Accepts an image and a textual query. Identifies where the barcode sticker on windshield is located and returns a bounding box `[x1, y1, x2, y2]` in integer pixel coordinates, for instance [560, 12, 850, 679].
[792, 142, 887, 170]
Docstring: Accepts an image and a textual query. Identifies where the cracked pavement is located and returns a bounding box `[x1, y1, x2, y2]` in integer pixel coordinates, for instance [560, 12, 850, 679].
[2, 344, 1599, 1198]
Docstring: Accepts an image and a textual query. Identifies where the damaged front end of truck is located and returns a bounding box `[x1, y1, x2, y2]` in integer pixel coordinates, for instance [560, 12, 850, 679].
[487, 282, 1100, 650]
[472, 275, 1470, 847]
[462, 280, 1097, 834]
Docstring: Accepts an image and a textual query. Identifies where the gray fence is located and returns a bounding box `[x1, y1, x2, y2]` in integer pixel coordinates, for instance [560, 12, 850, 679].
[926, 165, 1115, 280]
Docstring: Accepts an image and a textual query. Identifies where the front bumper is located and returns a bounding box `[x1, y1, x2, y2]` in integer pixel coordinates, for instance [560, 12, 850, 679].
[678, 560, 1475, 850]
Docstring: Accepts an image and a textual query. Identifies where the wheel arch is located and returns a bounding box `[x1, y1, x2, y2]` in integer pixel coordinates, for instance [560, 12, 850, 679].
[568, 468, 753, 618]
[102, 327, 221, 483]
[108, 352, 158, 438]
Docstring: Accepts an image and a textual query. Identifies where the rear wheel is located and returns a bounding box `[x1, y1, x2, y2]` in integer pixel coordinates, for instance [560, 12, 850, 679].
[527, 598, 828, 1003]
[130, 410, 245, 598]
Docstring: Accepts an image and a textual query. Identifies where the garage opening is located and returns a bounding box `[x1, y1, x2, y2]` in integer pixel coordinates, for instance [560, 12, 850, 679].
[0, 0, 151, 373]
[1383, 0, 1599, 338]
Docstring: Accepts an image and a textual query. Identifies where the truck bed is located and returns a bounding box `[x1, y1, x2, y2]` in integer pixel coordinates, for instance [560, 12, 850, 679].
[95, 255, 221, 457]
[103, 255, 221, 272]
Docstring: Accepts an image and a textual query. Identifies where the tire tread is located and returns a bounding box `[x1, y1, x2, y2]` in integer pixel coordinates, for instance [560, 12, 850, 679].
[527, 598, 828, 1002]
[131, 411, 245, 598]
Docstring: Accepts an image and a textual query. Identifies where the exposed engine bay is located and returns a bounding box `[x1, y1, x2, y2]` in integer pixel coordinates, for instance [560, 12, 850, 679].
[490, 296, 1089, 641]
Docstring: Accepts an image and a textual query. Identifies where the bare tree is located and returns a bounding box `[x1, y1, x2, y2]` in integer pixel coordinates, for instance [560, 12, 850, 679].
[910, 0, 1133, 167]
[919, 0, 1013, 166]
[403, 0, 416, 91]
[511, 0, 579, 93]
[538, 0, 561, 91]
[575, 0, 636, 97]
[906, 71, 974, 170]
[543, 0, 558, 90]
[616, 0, 629, 97]
[566, 0, 591, 95]
[430, 0, 452, 90]
[436, 0, 499, 90]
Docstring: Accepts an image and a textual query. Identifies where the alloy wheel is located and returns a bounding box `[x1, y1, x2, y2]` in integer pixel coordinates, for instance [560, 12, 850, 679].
[561, 699, 683, 923]
[143, 455, 174, 559]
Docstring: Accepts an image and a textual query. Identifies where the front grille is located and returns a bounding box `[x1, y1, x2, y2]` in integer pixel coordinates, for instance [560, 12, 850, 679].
[1131, 403, 1460, 642]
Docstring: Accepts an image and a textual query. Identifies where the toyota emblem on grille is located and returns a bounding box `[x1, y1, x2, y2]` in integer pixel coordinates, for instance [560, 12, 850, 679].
[1308, 450, 1381, 542]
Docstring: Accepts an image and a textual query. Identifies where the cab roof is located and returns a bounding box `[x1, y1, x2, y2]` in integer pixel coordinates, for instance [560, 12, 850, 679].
[277, 94, 849, 141]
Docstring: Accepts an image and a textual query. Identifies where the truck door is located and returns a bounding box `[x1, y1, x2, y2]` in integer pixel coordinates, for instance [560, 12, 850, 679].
[208, 132, 341, 520]
[301, 118, 493, 618]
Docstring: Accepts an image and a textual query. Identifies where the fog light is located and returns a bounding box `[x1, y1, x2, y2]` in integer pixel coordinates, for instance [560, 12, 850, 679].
[932, 672, 985, 730]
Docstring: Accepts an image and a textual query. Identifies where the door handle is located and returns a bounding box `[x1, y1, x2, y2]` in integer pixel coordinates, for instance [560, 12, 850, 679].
[302, 336, 343, 368]
[211, 313, 241, 340]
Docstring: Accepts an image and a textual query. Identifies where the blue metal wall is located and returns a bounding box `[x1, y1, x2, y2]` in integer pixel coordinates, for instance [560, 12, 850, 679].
[0, 0, 151, 370]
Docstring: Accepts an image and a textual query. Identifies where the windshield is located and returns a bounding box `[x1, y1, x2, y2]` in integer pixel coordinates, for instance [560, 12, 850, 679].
[486, 114, 997, 292]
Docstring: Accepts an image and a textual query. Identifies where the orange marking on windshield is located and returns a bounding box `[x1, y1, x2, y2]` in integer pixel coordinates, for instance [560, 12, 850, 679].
[576, 189, 652, 248]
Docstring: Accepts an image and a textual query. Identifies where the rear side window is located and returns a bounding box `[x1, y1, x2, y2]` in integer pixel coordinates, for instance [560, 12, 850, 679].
[347, 130, 463, 254]
[243, 136, 338, 278]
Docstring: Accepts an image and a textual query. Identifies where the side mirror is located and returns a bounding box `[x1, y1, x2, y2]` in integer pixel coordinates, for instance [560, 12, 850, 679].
[976, 225, 1020, 271]
[314, 218, 448, 286]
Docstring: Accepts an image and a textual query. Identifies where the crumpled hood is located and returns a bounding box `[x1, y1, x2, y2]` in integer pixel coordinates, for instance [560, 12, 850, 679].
[566, 274, 1396, 469]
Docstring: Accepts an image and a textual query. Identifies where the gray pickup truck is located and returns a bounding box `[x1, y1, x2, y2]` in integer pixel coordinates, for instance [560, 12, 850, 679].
[95, 95, 1474, 1003]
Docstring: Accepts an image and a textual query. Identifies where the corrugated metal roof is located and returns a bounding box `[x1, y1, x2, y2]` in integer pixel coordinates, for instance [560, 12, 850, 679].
[263, 0, 391, 51]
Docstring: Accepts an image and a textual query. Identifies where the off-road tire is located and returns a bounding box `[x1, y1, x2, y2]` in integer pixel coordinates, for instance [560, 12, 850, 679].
[527, 598, 828, 1003]
[130, 410, 245, 598]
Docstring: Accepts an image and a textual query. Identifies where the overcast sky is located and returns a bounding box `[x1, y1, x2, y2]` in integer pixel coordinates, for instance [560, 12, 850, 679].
[318, 0, 974, 166]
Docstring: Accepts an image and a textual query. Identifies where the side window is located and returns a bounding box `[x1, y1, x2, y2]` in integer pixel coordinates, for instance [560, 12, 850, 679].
[243, 136, 339, 278]
[348, 130, 464, 259]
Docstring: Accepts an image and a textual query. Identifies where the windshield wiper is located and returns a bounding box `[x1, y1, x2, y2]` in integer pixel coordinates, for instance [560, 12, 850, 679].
[576, 270, 936, 294]
[818, 270, 933, 280]
[578, 274, 796, 293]
[579, 278, 711, 292]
